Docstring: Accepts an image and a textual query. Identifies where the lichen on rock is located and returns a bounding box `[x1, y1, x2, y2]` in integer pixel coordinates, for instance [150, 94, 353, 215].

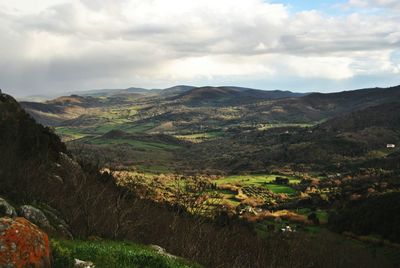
[0, 217, 51, 268]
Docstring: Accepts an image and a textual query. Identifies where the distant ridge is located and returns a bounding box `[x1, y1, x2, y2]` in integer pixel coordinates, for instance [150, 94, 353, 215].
[172, 86, 306, 106]
[302, 85, 400, 112]
[77, 87, 161, 97]
[19, 84, 400, 128]
[159, 85, 196, 96]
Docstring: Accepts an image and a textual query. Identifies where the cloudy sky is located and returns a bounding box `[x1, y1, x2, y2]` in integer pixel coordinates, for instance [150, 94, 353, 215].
[1, 0, 399, 96]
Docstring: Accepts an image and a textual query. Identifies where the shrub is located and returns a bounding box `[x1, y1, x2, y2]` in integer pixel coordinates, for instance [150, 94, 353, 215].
[51, 240, 75, 268]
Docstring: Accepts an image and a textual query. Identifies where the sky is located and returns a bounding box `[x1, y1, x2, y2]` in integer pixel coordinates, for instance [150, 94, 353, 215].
[0, 0, 399, 96]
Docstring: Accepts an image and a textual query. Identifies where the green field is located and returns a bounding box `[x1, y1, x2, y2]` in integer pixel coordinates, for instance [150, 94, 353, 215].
[51, 239, 199, 268]
[174, 131, 224, 143]
[264, 184, 296, 194]
[135, 164, 174, 174]
[89, 138, 181, 151]
[215, 174, 300, 194]
[258, 123, 314, 130]
[55, 117, 158, 142]
[215, 174, 301, 186]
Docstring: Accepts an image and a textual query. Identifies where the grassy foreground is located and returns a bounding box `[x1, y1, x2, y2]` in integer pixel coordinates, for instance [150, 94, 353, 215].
[51, 239, 200, 268]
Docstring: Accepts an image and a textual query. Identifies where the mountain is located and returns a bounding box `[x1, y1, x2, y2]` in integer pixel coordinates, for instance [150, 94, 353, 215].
[20, 95, 103, 126]
[319, 101, 400, 132]
[301, 85, 400, 116]
[159, 85, 196, 97]
[241, 85, 400, 123]
[173, 86, 305, 106]
[18, 84, 400, 138]
[72, 87, 161, 97]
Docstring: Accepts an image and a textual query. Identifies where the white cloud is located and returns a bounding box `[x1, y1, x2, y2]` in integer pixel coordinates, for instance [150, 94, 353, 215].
[0, 0, 399, 95]
[348, 0, 400, 9]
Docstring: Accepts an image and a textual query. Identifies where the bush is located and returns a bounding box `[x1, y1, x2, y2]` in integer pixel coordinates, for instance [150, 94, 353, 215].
[51, 240, 75, 268]
[329, 192, 400, 243]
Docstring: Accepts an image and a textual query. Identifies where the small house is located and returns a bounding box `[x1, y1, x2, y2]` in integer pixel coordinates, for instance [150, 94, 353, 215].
[387, 144, 396, 148]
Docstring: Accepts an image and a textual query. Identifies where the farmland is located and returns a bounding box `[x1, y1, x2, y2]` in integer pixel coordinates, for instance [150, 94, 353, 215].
[16, 85, 400, 267]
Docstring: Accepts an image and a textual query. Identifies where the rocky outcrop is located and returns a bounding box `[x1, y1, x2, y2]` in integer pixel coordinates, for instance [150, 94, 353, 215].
[57, 152, 85, 187]
[19, 205, 73, 239]
[0, 217, 51, 267]
[19, 205, 53, 232]
[0, 198, 17, 218]
[40, 205, 73, 239]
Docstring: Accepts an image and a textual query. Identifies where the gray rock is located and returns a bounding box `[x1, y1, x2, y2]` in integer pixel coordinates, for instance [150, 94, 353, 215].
[20, 204, 73, 238]
[0, 198, 17, 218]
[44, 208, 73, 239]
[74, 258, 95, 268]
[19, 205, 53, 231]
[58, 152, 84, 186]
[149, 245, 177, 259]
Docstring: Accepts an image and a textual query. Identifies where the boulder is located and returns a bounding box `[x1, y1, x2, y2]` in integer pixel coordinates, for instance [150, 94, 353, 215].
[0, 198, 17, 218]
[74, 258, 95, 268]
[149, 245, 177, 259]
[19, 205, 53, 231]
[19, 205, 73, 239]
[0, 217, 51, 267]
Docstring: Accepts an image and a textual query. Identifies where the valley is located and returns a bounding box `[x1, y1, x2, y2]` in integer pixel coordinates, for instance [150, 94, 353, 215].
[21, 85, 400, 248]
[1, 84, 400, 267]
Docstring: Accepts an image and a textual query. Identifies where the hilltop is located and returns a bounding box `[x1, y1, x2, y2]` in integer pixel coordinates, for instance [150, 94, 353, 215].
[172, 86, 305, 106]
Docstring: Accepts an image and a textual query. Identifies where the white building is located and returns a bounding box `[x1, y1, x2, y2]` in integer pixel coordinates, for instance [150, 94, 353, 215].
[387, 144, 396, 148]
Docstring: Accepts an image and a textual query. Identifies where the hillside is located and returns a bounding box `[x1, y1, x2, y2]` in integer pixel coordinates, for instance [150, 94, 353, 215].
[319, 101, 400, 132]
[0, 93, 198, 267]
[173, 86, 305, 106]
[301, 85, 400, 117]
[242, 85, 400, 123]
[160, 85, 196, 96]
[179, 101, 400, 173]
[0, 93, 67, 199]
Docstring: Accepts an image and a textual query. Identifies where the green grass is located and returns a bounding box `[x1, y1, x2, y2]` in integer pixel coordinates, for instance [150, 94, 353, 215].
[215, 174, 274, 185]
[258, 123, 314, 130]
[124, 122, 157, 133]
[174, 131, 224, 143]
[55, 127, 89, 141]
[135, 164, 174, 174]
[51, 239, 200, 268]
[215, 174, 300, 195]
[264, 184, 296, 195]
[89, 138, 181, 151]
[215, 174, 301, 186]
[56, 117, 157, 142]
